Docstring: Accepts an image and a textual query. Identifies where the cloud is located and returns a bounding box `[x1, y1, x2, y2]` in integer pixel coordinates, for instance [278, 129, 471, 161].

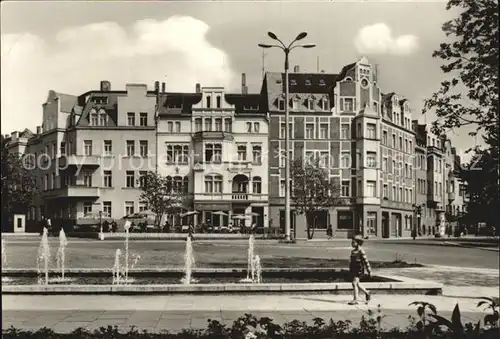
[354, 23, 419, 55]
[1, 16, 236, 134]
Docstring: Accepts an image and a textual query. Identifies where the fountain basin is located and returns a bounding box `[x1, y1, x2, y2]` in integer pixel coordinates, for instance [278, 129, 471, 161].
[0, 268, 442, 295]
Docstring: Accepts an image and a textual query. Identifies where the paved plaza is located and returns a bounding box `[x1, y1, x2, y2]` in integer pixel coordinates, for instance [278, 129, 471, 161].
[3, 287, 499, 334]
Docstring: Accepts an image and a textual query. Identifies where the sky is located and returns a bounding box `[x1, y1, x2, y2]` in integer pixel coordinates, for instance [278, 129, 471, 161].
[0, 0, 477, 159]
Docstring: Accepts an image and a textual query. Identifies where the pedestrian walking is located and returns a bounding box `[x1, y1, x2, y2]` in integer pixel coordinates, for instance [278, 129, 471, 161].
[326, 224, 333, 240]
[348, 235, 372, 305]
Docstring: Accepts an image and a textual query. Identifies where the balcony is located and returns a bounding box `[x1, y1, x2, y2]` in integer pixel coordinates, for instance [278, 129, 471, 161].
[194, 193, 267, 202]
[58, 155, 100, 168]
[45, 185, 100, 200]
[192, 131, 233, 141]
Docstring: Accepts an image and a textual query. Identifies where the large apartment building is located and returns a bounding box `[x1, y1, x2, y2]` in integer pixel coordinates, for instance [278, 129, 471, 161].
[4, 57, 467, 236]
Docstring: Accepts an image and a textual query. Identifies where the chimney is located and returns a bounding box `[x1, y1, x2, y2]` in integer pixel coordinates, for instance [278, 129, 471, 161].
[241, 73, 248, 95]
[11, 131, 18, 142]
[100, 81, 111, 92]
[195, 83, 201, 93]
[161, 82, 166, 93]
[293, 65, 300, 73]
[36, 126, 42, 135]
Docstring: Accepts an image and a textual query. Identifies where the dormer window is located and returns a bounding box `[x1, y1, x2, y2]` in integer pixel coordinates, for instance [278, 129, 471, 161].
[278, 98, 285, 111]
[90, 113, 98, 126]
[392, 96, 398, 106]
[292, 98, 300, 110]
[345, 77, 353, 82]
[305, 80, 311, 86]
[290, 79, 297, 86]
[99, 113, 108, 126]
[307, 98, 314, 110]
[319, 79, 326, 86]
[320, 98, 329, 111]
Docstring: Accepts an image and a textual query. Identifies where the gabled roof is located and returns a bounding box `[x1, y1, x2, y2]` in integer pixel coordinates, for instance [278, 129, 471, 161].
[55, 92, 79, 113]
[337, 62, 356, 81]
[78, 93, 120, 127]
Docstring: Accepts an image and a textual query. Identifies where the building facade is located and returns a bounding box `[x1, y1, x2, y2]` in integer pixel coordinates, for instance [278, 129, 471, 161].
[5, 59, 468, 236]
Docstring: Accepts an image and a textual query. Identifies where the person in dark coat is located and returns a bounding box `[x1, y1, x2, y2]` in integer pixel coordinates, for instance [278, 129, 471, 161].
[326, 224, 333, 240]
[348, 235, 372, 305]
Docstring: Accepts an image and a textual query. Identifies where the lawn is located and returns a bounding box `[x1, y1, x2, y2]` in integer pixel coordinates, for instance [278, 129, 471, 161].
[2, 239, 418, 270]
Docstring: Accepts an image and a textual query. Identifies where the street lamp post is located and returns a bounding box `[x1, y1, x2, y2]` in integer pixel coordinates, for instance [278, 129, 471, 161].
[259, 32, 315, 242]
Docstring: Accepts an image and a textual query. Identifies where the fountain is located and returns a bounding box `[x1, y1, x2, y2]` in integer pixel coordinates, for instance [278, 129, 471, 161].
[56, 229, 68, 280]
[37, 228, 50, 285]
[181, 236, 197, 284]
[252, 255, 262, 284]
[240, 235, 260, 283]
[112, 249, 122, 285]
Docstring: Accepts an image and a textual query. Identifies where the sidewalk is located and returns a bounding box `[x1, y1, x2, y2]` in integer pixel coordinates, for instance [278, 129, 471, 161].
[2, 292, 494, 334]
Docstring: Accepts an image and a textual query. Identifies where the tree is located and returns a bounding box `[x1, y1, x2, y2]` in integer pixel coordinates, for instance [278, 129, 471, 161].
[138, 171, 186, 228]
[457, 147, 499, 235]
[290, 157, 344, 239]
[423, 0, 499, 151]
[1, 139, 38, 232]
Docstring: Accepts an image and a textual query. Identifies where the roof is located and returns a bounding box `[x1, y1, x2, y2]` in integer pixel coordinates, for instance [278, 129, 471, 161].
[55, 92, 79, 113]
[337, 62, 356, 81]
[77, 92, 120, 127]
[157, 93, 202, 116]
[225, 93, 263, 114]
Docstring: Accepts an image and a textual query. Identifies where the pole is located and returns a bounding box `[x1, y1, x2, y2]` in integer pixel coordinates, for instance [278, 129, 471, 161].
[155, 83, 159, 175]
[284, 49, 291, 242]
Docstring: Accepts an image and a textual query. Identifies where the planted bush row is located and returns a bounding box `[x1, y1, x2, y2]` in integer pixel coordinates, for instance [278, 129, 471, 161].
[3, 298, 499, 339]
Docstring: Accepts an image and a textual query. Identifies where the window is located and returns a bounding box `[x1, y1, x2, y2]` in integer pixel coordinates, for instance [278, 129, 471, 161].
[237, 145, 247, 161]
[363, 211, 377, 237]
[205, 118, 212, 131]
[103, 171, 112, 188]
[98, 113, 107, 126]
[206, 96, 211, 108]
[405, 139, 408, 153]
[341, 152, 350, 168]
[383, 184, 388, 198]
[183, 176, 189, 194]
[373, 102, 379, 113]
[366, 152, 377, 168]
[319, 152, 329, 168]
[205, 175, 222, 193]
[367, 123, 376, 139]
[392, 134, 396, 147]
[215, 118, 223, 132]
[90, 113, 98, 126]
[253, 122, 260, 133]
[126, 141, 135, 156]
[280, 180, 286, 197]
[253, 177, 262, 194]
[439, 182, 442, 196]
[60, 142, 66, 156]
[344, 98, 354, 111]
[224, 118, 231, 132]
[139, 113, 147, 126]
[103, 202, 112, 218]
[366, 181, 376, 197]
[392, 186, 396, 201]
[409, 189, 413, 203]
[280, 124, 286, 139]
[138, 171, 147, 188]
[292, 99, 300, 110]
[357, 123, 362, 138]
[409, 140, 413, 152]
[409, 165, 412, 178]
[341, 180, 350, 197]
[305, 124, 314, 139]
[139, 141, 148, 157]
[175, 122, 181, 133]
[246, 122, 252, 132]
[138, 202, 147, 212]
[216, 96, 221, 108]
[103, 140, 112, 156]
[399, 187, 403, 201]
[205, 143, 222, 163]
[320, 98, 329, 110]
[307, 98, 314, 110]
[125, 201, 134, 216]
[319, 124, 328, 139]
[167, 122, 174, 132]
[166, 144, 189, 164]
[252, 145, 262, 164]
[127, 112, 135, 126]
[337, 211, 353, 230]
[341, 124, 350, 139]
[126, 171, 135, 188]
[83, 140, 92, 156]
[278, 98, 285, 110]
[195, 118, 202, 132]
[404, 164, 409, 177]
[382, 158, 388, 172]
[399, 137, 403, 150]
[279, 150, 293, 168]
[83, 202, 93, 215]
[51, 173, 56, 189]
[382, 131, 387, 145]
[405, 189, 409, 203]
